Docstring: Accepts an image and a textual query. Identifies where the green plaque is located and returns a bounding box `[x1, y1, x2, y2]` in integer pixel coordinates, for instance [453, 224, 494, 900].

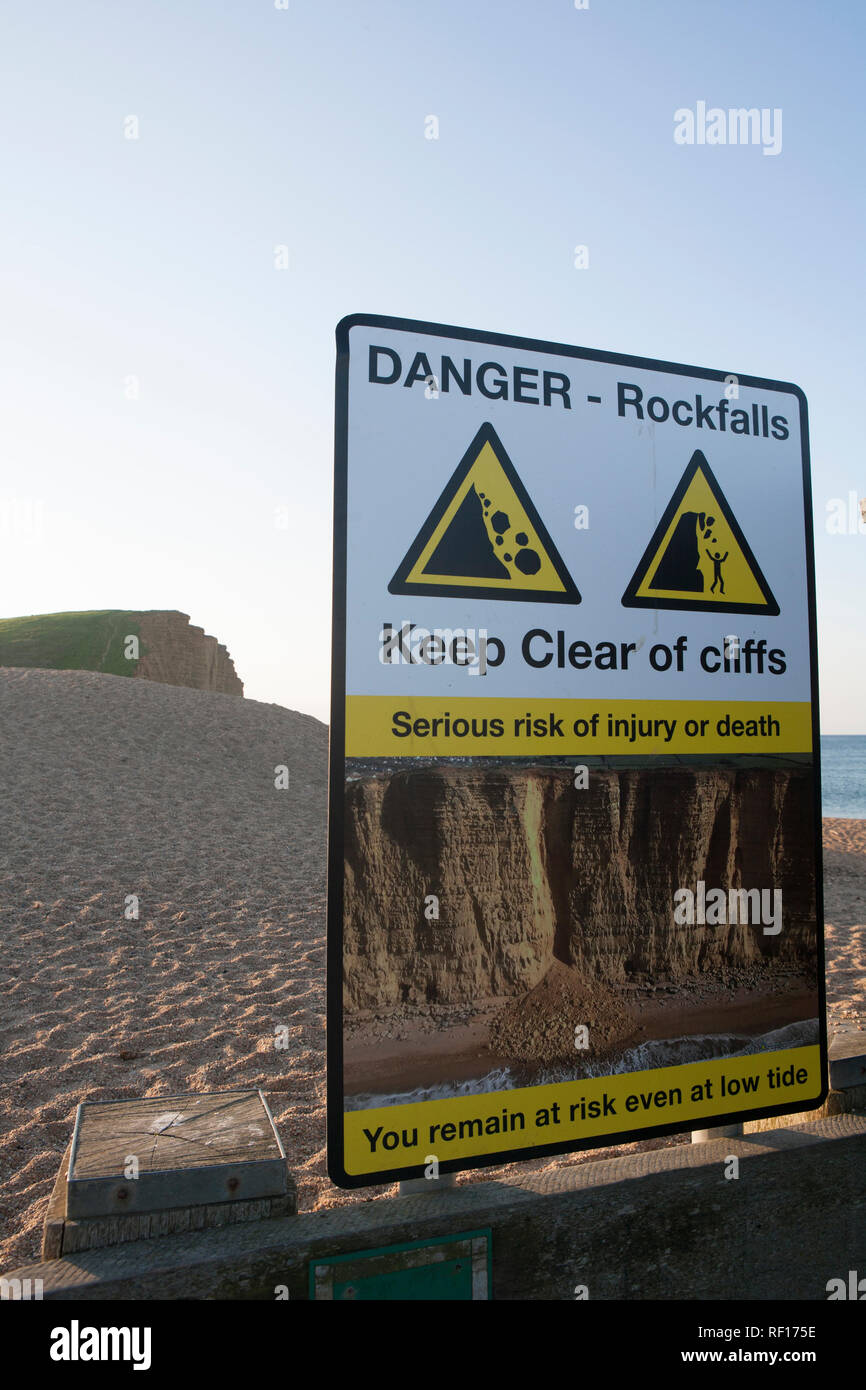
[310, 1230, 491, 1300]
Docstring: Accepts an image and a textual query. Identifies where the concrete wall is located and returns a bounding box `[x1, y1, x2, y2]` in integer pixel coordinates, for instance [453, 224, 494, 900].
[6, 1115, 864, 1301]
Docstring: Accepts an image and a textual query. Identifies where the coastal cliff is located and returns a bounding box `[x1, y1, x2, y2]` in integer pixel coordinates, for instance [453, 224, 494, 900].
[342, 764, 816, 1011]
[136, 611, 243, 695]
[0, 609, 243, 696]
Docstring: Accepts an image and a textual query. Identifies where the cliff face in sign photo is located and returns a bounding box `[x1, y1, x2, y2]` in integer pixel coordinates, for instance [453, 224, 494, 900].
[342, 763, 816, 1011]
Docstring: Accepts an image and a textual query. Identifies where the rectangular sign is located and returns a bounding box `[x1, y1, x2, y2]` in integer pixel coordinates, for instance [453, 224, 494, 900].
[328, 313, 825, 1187]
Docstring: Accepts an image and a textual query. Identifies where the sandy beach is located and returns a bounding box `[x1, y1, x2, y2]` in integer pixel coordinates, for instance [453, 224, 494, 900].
[0, 668, 862, 1272]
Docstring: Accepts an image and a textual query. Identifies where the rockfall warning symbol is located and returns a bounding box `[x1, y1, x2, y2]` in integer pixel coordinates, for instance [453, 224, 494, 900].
[389, 422, 581, 604]
[621, 449, 779, 615]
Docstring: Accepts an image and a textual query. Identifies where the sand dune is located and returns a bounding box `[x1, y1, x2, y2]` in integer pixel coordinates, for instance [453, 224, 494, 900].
[0, 669, 862, 1272]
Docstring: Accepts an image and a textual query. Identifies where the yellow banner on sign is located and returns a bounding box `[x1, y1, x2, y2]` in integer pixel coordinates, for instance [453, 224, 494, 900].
[344, 1046, 822, 1174]
[345, 697, 813, 757]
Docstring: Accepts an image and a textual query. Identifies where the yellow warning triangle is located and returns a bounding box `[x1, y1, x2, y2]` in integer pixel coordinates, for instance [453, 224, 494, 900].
[621, 450, 779, 615]
[389, 423, 580, 604]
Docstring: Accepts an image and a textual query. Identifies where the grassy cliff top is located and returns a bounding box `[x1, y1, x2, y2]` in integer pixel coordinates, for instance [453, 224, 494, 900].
[0, 610, 147, 677]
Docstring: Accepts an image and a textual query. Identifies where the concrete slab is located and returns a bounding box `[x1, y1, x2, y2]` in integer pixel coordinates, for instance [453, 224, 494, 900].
[828, 1024, 866, 1090]
[66, 1090, 286, 1219]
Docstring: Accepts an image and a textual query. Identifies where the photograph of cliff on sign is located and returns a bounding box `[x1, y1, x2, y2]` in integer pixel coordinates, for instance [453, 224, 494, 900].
[342, 754, 818, 1107]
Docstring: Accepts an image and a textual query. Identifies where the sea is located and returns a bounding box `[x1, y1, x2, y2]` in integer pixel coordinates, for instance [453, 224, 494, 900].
[821, 735, 866, 819]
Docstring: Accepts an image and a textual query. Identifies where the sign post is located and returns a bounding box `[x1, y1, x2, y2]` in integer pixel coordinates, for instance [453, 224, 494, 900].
[328, 313, 825, 1189]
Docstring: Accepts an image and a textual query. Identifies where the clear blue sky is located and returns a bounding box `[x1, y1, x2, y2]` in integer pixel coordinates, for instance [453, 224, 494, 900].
[1, 0, 863, 728]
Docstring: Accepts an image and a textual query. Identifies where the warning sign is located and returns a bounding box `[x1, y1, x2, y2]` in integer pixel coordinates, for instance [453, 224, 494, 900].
[389, 422, 580, 604]
[621, 450, 779, 615]
[329, 313, 824, 1190]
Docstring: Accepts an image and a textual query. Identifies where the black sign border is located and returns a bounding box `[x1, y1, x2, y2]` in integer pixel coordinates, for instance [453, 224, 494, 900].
[328, 311, 826, 1189]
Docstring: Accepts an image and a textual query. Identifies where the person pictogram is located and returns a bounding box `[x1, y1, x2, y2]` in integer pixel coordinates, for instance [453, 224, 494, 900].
[706, 547, 729, 594]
